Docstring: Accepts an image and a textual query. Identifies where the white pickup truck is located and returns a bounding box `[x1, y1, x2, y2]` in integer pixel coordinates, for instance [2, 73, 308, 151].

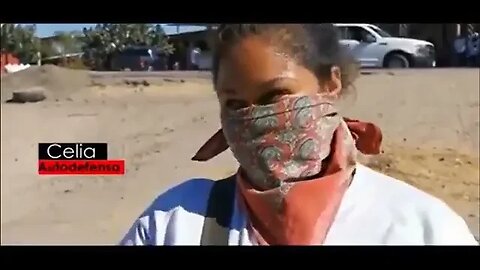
[334, 24, 436, 68]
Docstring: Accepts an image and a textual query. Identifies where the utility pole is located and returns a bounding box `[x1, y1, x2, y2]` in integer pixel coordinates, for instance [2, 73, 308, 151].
[456, 24, 462, 36]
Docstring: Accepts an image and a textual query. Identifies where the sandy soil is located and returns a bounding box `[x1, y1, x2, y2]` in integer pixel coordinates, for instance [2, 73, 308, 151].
[1, 67, 479, 244]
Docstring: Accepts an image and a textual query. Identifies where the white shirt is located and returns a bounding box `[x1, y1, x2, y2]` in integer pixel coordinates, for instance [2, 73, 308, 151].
[120, 164, 478, 245]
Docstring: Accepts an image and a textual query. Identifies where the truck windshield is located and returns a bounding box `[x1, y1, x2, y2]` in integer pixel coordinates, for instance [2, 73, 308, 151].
[367, 25, 392, 38]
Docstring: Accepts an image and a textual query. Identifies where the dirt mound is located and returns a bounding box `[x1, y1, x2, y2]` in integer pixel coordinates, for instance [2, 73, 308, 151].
[0, 65, 90, 102]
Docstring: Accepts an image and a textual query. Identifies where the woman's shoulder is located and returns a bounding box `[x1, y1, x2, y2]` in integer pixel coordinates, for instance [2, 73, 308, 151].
[353, 164, 446, 207]
[120, 178, 216, 245]
[145, 178, 215, 213]
[349, 164, 478, 244]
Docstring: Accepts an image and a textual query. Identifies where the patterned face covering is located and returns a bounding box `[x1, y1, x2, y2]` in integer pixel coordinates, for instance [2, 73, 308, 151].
[221, 94, 342, 190]
[193, 94, 383, 245]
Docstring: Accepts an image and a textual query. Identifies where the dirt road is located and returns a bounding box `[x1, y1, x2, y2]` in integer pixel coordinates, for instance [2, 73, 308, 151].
[1, 68, 478, 244]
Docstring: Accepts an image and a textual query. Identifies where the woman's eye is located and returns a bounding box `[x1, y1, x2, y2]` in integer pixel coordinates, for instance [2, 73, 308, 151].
[225, 99, 248, 110]
[257, 89, 291, 105]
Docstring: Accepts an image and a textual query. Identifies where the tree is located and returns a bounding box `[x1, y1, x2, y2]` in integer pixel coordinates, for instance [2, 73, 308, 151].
[81, 24, 174, 70]
[52, 31, 84, 54]
[39, 30, 85, 60]
[1, 24, 41, 63]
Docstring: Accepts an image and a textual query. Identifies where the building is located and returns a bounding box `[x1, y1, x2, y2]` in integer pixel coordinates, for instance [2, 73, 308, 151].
[378, 23, 479, 66]
[167, 23, 480, 68]
[39, 33, 84, 64]
[167, 25, 215, 70]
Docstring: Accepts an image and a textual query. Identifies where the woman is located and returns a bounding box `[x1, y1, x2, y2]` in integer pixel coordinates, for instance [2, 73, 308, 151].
[121, 24, 477, 245]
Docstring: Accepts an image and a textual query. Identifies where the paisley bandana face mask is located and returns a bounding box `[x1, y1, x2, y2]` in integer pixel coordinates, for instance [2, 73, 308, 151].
[193, 93, 383, 245]
[221, 94, 342, 190]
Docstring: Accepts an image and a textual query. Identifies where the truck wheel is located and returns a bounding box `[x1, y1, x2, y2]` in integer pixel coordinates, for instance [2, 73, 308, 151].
[385, 53, 410, 68]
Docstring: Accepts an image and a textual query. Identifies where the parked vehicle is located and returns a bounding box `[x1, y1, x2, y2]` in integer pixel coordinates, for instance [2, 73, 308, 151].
[334, 24, 436, 68]
[110, 47, 168, 71]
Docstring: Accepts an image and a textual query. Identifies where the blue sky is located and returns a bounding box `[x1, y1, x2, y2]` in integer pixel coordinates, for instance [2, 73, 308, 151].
[34, 24, 206, 37]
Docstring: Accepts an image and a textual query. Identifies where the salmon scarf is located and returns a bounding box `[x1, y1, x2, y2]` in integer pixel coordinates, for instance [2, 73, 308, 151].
[192, 95, 382, 245]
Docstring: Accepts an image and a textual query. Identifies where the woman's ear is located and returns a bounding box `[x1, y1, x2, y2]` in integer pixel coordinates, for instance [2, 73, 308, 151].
[320, 66, 342, 98]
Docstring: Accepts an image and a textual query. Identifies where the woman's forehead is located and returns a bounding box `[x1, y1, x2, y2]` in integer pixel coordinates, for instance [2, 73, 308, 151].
[215, 37, 304, 89]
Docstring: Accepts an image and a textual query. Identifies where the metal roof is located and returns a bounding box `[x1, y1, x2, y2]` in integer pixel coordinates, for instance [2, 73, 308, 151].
[42, 52, 83, 61]
[166, 23, 218, 27]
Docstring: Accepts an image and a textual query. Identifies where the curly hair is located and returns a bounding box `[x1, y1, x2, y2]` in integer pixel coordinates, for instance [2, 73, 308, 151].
[211, 24, 360, 94]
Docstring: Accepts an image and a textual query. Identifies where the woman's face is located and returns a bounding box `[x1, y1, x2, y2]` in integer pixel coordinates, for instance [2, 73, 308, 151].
[215, 36, 342, 111]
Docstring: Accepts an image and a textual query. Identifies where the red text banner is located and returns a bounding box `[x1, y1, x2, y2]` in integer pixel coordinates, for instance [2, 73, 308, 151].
[38, 160, 125, 175]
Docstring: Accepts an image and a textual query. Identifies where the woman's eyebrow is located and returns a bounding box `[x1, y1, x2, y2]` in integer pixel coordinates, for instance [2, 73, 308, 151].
[219, 88, 237, 94]
[218, 75, 297, 94]
[260, 76, 297, 88]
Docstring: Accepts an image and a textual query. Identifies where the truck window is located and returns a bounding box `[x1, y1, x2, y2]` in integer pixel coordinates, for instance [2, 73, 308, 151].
[337, 26, 349, 40]
[367, 25, 392, 38]
[346, 26, 376, 43]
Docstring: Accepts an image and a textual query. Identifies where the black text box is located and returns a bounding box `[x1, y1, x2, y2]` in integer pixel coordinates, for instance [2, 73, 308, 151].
[38, 143, 108, 160]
